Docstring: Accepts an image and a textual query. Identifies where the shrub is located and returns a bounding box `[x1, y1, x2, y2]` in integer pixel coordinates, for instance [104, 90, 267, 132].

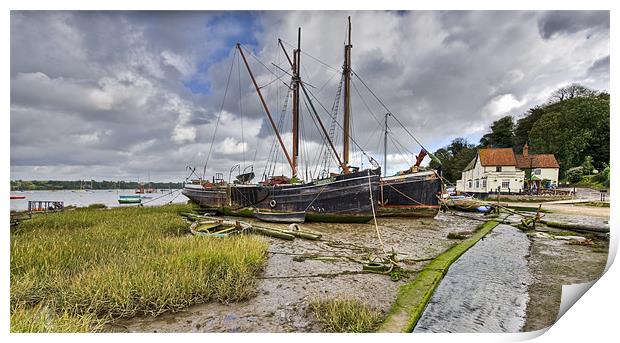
[310, 297, 382, 332]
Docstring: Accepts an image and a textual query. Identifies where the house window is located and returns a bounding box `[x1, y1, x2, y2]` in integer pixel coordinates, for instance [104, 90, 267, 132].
[482, 179, 487, 188]
[534, 169, 541, 175]
[496, 166, 502, 172]
[501, 180, 510, 189]
[468, 180, 472, 188]
[475, 179, 479, 188]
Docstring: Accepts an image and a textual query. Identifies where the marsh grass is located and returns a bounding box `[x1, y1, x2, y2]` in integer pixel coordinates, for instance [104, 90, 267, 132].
[310, 297, 382, 332]
[10, 204, 268, 332]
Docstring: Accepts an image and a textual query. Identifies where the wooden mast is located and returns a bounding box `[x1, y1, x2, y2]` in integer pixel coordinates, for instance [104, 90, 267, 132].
[278, 39, 349, 174]
[292, 28, 301, 178]
[236, 43, 295, 175]
[343, 16, 352, 171]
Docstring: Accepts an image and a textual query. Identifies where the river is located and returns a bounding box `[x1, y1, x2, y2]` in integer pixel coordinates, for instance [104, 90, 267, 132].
[9, 189, 188, 211]
[413, 224, 531, 333]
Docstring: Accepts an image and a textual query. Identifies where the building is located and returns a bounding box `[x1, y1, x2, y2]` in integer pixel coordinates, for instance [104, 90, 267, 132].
[515, 144, 560, 192]
[456, 148, 525, 196]
[456, 145, 559, 196]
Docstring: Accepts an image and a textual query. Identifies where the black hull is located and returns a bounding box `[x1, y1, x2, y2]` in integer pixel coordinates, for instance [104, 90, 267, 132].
[181, 186, 226, 209]
[378, 171, 442, 218]
[254, 211, 306, 223]
[183, 169, 381, 223]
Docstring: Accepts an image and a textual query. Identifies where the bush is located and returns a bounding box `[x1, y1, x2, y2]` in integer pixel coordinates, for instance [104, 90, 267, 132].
[566, 167, 584, 183]
[310, 297, 382, 332]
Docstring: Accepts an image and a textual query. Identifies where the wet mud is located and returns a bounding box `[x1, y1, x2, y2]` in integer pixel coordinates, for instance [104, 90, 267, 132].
[109, 207, 609, 333]
[111, 213, 481, 332]
[522, 220, 608, 332]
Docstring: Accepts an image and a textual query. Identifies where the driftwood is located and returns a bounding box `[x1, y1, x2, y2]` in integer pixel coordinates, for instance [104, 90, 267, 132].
[539, 220, 609, 234]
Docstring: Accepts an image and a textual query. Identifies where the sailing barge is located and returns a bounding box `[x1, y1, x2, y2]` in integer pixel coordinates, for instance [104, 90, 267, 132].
[183, 17, 440, 223]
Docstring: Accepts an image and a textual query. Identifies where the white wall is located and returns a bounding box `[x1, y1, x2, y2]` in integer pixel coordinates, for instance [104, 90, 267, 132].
[458, 154, 525, 193]
[531, 168, 559, 185]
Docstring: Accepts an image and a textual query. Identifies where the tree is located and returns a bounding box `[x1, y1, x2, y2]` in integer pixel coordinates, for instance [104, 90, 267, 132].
[529, 95, 609, 177]
[479, 115, 515, 148]
[581, 156, 594, 175]
[549, 83, 598, 103]
[513, 107, 545, 153]
[430, 138, 478, 184]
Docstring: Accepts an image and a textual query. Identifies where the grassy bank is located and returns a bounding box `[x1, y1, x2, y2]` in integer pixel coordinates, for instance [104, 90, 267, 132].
[10, 204, 268, 332]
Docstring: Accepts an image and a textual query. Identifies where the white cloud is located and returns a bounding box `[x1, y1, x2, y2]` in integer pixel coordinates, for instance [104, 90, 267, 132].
[481, 94, 526, 118]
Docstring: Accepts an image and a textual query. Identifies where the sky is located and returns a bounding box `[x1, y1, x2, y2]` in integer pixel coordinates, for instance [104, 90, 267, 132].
[10, 10, 610, 182]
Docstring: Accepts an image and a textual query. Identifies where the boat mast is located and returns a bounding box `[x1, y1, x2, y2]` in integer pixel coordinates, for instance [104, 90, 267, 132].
[384, 112, 391, 177]
[236, 43, 295, 176]
[292, 28, 301, 178]
[342, 16, 352, 171]
[278, 39, 350, 175]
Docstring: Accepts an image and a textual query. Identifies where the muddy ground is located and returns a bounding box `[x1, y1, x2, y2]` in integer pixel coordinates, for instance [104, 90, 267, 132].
[109, 205, 609, 333]
[111, 213, 481, 332]
[522, 214, 609, 331]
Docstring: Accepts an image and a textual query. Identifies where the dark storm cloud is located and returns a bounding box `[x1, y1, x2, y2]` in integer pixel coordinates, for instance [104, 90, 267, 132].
[10, 11, 610, 181]
[537, 10, 609, 39]
[588, 55, 610, 75]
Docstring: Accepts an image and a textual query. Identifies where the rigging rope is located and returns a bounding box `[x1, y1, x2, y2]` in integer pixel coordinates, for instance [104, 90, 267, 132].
[237, 51, 246, 170]
[351, 68, 442, 165]
[202, 47, 237, 180]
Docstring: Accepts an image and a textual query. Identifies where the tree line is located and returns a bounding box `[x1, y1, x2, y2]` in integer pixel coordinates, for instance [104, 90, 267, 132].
[10, 180, 184, 191]
[430, 84, 610, 185]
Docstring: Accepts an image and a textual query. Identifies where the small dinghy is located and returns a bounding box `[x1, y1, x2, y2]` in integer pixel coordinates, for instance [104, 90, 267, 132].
[118, 195, 142, 204]
[190, 219, 251, 237]
[254, 211, 306, 223]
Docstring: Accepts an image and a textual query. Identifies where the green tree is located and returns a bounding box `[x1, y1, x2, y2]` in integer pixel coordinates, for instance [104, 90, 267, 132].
[529, 95, 609, 177]
[430, 138, 478, 184]
[581, 156, 594, 175]
[479, 116, 515, 148]
[513, 107, 545, 153]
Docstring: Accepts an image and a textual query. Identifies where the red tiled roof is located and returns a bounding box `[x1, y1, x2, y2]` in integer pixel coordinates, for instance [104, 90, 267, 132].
[516, 154, 560, 169]
[478, 148, 517, 166]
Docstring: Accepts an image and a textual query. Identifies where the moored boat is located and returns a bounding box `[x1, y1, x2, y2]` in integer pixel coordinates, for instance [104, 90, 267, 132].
[118, 197, 141, 204]
[254, 211, 306, 223]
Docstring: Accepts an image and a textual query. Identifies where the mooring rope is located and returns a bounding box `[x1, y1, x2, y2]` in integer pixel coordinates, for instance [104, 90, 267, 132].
[367, 170, 385, 254]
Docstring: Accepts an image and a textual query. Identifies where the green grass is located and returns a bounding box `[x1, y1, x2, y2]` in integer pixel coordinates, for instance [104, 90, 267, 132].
[574, 201, 610, 207]
[11, 303, 104, 333]
[10, 204, 268, 332]
[571, 175, 609, 191]
[310, 298, 382, 332]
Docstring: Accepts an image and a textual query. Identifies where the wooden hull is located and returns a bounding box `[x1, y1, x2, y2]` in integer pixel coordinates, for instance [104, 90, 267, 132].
[378, 171, 442, 218]
[254, 211, 306, 223]
[183, 169, 381, 223]
[118, 199, 141, 204]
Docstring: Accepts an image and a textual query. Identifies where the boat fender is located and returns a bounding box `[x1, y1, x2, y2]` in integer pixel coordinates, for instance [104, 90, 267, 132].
[269, 199, 277, 208]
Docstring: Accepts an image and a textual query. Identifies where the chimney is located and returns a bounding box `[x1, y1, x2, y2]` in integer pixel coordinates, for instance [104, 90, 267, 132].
[523, 143, 529, 157]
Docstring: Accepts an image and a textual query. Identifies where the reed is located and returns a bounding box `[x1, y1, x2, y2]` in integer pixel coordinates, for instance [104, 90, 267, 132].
[310, 297, 382, 333]
[10, 204, 268, 332]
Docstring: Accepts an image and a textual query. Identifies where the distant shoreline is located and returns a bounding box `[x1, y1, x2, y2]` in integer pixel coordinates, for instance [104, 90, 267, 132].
[11, 180, 184, 191]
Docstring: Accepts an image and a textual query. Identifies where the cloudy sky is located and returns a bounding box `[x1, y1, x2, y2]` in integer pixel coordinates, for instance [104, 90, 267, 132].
[10, 10, 609, 182]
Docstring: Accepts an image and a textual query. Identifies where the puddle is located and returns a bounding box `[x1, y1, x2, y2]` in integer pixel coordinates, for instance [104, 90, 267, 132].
[414, 224, 531, 333]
